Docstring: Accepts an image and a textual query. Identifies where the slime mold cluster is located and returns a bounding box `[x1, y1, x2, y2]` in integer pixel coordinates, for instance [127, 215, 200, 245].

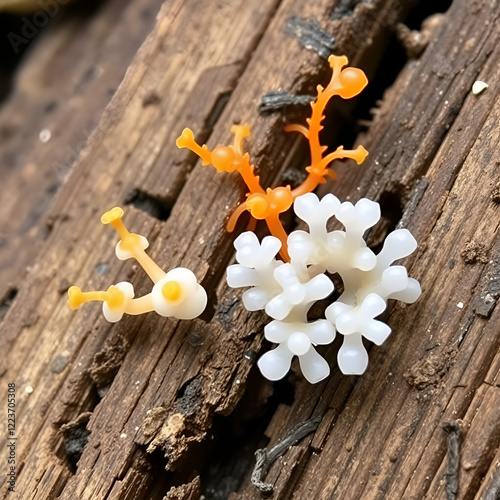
[177, 55, 421, 383]
[68, 207, 207, 322]
[68, 56, 420, 385]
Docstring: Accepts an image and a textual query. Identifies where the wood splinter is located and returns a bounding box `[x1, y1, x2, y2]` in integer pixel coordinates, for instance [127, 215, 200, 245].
[251, 416, 321, 496]
[443, 420, 462, 500]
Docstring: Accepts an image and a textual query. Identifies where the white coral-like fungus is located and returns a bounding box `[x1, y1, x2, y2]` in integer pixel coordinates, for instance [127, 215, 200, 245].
[265, 263, 333, 320]
[227, 192, 421, 382]
[226, 232, 283, 311]
[326, 294, 390, 374]
[289, 196, 380, 275]
[293, 193, 340, 240]
[258, 319, 335, 383]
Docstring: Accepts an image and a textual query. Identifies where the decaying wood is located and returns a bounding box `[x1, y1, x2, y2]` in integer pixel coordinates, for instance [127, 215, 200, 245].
[1, 0, 499, 499]
[0, 0, 163, 302]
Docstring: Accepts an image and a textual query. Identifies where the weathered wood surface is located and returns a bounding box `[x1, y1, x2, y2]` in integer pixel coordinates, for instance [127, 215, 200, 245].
[1, 0, 499, 499]
[0, 0, 163, 302]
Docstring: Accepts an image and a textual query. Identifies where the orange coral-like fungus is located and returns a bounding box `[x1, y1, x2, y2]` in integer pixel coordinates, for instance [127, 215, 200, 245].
[176, 55, 369, 261]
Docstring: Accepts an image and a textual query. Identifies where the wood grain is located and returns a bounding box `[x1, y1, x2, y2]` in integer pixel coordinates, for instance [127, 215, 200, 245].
[0, 0, 164, 301]
[0, 0, 499, 498]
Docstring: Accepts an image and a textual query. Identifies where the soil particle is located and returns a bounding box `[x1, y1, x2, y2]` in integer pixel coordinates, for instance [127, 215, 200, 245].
[404, 350, 456, 390]
[142, 407, 167, 438]
[460, 240, 489, 264]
